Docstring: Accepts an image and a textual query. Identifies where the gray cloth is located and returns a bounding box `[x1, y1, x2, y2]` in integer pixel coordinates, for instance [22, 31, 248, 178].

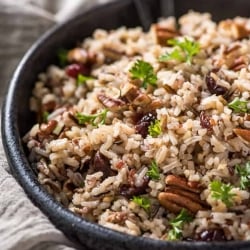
[0, 0, 110, 249]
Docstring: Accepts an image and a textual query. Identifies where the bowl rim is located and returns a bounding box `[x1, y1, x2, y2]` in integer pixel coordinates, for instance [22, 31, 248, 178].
[2, 0, 250, 248]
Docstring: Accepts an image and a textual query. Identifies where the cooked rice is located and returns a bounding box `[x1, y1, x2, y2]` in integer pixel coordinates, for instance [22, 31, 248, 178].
[24, 11, 250, 241]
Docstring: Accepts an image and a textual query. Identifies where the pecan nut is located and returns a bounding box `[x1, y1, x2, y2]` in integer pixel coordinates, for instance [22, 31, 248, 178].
[233, 128, 250, 143]
[158, 175, 207, 214]
[165, 175, 201, 193]
[158, 192, 203, 214]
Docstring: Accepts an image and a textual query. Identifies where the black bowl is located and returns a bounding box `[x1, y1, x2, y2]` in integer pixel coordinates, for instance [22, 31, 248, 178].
[2, 0, 250, 249]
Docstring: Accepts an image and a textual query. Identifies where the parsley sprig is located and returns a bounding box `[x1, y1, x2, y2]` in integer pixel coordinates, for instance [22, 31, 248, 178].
[159, 38, 200, 64]
[210, 180, 236, 207]
[147, 160, 160, 180]
[236, 161, 250, 190]
[129, 60, 157, 89]
[167, 209, 193, 241]
[148, 119, 162, 137]
[77, 74, 94, 86]
[228, 97, 249, 113]
[42, 111, 49, 123]
[75, 109, 108, 126]
[132, 196, 150, 212]
[57, 48, 68, 67]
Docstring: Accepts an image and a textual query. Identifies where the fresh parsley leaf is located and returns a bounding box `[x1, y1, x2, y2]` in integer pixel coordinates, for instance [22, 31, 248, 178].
[132, 196, 150, 212]
[236, 161, 250, 189]
[147, 160, 160, 180]
[148, 119, 162, 137]
[159, 48, 185, 62]
[42, 111, 49, 123]
[167, 209, 193, 241]
[210, 180, 236, 207]
[75, 109, 108, 126]
[57, 48, 68, 67]
[228, 97, 249, 113]
[77, 74, 94, 85]
[129, 60, 157, 89]
[159, 37, 200, 64]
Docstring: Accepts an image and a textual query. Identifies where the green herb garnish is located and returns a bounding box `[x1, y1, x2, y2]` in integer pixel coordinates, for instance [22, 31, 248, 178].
[228, 97, 249, 113]
[236, 161, 250, 190]
[148, 119, 162, 137]
[42, 111, 49, 122]
[210, 180, 236, 207]
[132, 196, 150, 212]
[167, 209, 193, 241]
[57, 48, 68, 67]
[147, 160, 160, 180]
[75, 109, 108, 126]
[129, 60, 157, 89]
[159, 38, 200, 64]
[77, 74, 94, 85]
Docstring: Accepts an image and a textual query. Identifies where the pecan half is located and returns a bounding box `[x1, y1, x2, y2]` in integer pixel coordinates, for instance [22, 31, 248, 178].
[158, 175, 207, 214]
[165, 175, 201, 193]
[233, 128, 250, 143]
[158, 192, 203, 214]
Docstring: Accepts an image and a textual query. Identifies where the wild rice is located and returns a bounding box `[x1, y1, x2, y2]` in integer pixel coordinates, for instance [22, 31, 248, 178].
[24, 11, 250, 241]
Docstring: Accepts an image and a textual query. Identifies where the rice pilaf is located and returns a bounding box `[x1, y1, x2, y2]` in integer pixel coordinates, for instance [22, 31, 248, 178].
[24, 11, 250, 241]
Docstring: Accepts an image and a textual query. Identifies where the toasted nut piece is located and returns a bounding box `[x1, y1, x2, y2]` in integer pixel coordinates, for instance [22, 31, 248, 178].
[165, 187, 204, 205]
[229, 56, 246, 71]
[165, 175, 201, 193]
[157, 196, 183, 214]
[233, 128, 250, 143]
[123, 84, 152, 107]
[153, 24, 179, 46]
[158, 192, 203, 213]
[97, 93, 126, 111]
[219, 20, 250, 40]
[67, 48, 88, 64]
[103, 47, 124, 62]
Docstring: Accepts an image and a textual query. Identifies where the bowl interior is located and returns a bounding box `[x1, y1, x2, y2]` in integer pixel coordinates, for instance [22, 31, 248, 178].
[2, 0, 250, 249]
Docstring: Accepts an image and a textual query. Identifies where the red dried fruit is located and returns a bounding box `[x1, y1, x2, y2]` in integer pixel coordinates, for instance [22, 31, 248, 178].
[65, 63, 90, 79]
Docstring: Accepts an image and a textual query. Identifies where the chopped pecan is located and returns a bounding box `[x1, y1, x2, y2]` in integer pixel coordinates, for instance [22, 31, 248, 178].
[97, 93, 127, 111]
[228, 56, 246, 71]
[153, 24, 179, 46]
[218, 20, 250, 40]
[233, 128, 250, 143]
[40, 120, 58, 135]
[103, 47, 124, 62]
[122, 83, 151, 107]
[215, 43, 248, 70]
[67, 48, 89, 64]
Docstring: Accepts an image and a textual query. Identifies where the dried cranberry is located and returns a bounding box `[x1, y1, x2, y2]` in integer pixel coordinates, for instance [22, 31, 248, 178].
[205, 74, 228, 96]
[197, 228, 226, 241]
[135, 112, 157, 138]
[119, 175, 149, 199]
[200, 111, 212, 131]
[90, 151, 116, 178]
[65, 63, 90, 79]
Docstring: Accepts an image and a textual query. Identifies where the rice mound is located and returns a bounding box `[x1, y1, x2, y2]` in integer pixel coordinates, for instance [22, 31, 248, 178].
[24, 11, 250, 241]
